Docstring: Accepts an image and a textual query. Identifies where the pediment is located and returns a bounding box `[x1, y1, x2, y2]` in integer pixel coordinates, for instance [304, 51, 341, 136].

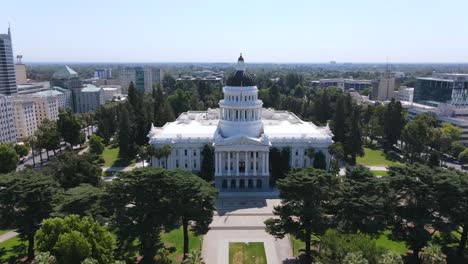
[215, 134, 270, 147]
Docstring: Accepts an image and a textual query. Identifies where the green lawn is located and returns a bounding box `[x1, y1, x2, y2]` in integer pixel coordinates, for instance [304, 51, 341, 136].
[290, 230, 407, 257]
[102, 145, 135, 167]
[375, 231, 408, 255]
[229, 242, 267, 264]
[161, 228, 203, 263]
[371, 170, 388, 177]
[0, 230, 11, 236]
[357, 148, 401, 167]
[0, 236, 26, 263]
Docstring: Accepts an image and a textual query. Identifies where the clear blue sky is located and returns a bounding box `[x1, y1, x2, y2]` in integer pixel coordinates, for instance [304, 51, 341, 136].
[1, 0, 467, 63]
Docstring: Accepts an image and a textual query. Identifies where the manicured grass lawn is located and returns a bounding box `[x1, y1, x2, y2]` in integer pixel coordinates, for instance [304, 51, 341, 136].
[372, 170, 388, 177]
[375, 230, 408, 255]
[0, 230, 11, 236]
[102, 145, 135, 167]
[161, 228, 203, 263]
[229, 242, 267, 264]
[290, 230, 407, 257]
[357, 148, 401, 167]
[0, 236, 26, 263]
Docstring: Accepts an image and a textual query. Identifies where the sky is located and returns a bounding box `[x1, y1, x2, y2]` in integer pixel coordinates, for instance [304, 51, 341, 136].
[1, 0, 468, 63]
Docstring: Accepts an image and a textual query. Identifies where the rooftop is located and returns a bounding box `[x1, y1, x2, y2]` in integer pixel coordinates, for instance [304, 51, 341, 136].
[149, 108, 332, 143]
[52, 66, 79, 79]
[81, 84, 102, 92]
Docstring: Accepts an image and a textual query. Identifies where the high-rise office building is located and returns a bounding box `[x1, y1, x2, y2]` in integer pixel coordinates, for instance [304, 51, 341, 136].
[0, 27, 18, 95]
[119, 67, 163, 94]
[372, 67, 395, 101]
[0, 95, 16, 143]
[415, 73, 468, 108]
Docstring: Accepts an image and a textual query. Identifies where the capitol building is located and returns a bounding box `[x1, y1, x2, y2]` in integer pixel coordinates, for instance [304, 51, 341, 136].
[148, 55, 333, 192]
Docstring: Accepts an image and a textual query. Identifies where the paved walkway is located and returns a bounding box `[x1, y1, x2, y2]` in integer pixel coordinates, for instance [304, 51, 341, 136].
[203, 196, 294, 264]
[0, 231, 18, 243]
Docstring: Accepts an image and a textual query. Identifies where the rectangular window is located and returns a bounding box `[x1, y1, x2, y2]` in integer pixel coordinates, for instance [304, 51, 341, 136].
[184, 149, 187, 156]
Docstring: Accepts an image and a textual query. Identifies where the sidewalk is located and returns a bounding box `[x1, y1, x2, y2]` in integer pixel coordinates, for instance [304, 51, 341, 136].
[0, 231, 18, 243]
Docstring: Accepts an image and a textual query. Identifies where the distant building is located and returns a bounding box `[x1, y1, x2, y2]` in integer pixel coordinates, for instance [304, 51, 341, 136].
[12, 98, 37, 141]
[319, 78, 372, 92]
[0, 95, 16, 143]
[50, 66, 82, 90]
[415, 73, 468, 107]
[73, 84, 105, 113]
[15, 55, 27, 84]
[0, 27, 17, 95]
[120, 67, 162, 94]
[33, 89, 71, 111]
[372, 71, 396, 101]
[101, 85, 122, 102]
[17, 82, 51, 94]
[94, 68, 112, 79]
[394, 86, 414, 103]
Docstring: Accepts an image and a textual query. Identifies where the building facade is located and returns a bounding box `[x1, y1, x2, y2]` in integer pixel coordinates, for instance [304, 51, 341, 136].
[0, 27, 17, 96]
[373, 73, 395, 101]
[120, 67, 162, 94]
[319, 78, 372, 92]
[73, 84, 105, 113]
[0, 95, 16, 143]
[394, 86, 414, 103]
[148, 55, 333, 192]
[12, 98, 37, 141]
[415, 73, 468, 107]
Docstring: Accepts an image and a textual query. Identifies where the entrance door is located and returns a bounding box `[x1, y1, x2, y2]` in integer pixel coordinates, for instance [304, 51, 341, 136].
[239, 161, 245, 172]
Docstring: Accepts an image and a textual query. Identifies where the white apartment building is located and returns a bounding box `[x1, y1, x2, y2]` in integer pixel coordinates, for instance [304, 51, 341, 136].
[0, 95, 17, 143]
[73, 84, 105, 113]
[12, 99, 37, 141]
[394, 86, 414, 103]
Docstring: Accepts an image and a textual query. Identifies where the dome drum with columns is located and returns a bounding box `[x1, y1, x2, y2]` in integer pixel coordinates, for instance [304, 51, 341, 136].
[148, 54, 333, 192]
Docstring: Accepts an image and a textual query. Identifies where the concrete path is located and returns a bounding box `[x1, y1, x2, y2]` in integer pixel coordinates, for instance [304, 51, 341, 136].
[203, 196, 294, 264]
[365, 165, 388, 171]
[0, 231, 18, 243]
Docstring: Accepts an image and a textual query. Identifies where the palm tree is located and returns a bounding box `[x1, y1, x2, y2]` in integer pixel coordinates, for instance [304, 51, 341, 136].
[146, 145, 156, 167]
[182, 250, 205, 264]
[161, 145, 172, 168]
[138, 145, 148, 168]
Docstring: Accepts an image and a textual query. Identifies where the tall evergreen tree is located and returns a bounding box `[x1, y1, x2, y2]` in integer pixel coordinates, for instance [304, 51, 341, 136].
[345, 107, 364, 165]
[332, 96, 346, 143]
[57, 108, 85, 147]
[199, 144, 214, 182]
[118, 105, 135, 161]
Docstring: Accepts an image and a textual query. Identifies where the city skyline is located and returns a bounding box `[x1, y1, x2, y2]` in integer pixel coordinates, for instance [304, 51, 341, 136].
[1, 0, 468, 63]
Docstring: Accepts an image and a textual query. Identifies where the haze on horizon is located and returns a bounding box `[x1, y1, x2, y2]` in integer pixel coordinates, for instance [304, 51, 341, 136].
[1, 0, 467, 64]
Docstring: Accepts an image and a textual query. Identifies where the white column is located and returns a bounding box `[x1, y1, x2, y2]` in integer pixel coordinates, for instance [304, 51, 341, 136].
[253, 151, 257, 175]
[262, 152, 266, 174]
[266, 151, 270, 174]
[253, 178, 257, 188]
[189, 148, 193, 170]
[245, 151, 249, 176]
[228, 151, 231, 175]
[197, 149, 200, 170]
[236, 152, 239, 176]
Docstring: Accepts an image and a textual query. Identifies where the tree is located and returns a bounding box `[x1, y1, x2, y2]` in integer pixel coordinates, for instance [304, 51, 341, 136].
[313, 151, 327, 169]
[418, 244, 446, 264]
[434, 170, 468, 257]
[118, 105, 135, 161]
[35, 215, 115, 264]
[379, 252, 403, 264]
[182, 250, 205, 264]
[57, 108, 84, 147]
[32, 252, 57, 264]
[52, 231, 92, 264]
[89, 134, 104, 155]
[199, 144, 214, 182]
[44, 151, 102, 189]
[168, 170, 217, 259]
[345, 107, 364, 165]
[95, 103, 119, 144]
[15, 143, 30, 157]
[153, 86, 175, 127]
[450, 141, 464, 158]
[334, 166, 394, 234]
[343, 252, 368, 264]
[265, 168, 339, 263]
[0, 143, 19, 173]
[332, 96, 346, 143]
[53, 184, 107, 221]
[35, 119, 61, 158]
[387, 164, 441, 262]
[382, 99, 405, 150]
[108, 168, 177, 263]
[0, 170, 60, 260]
[317, 229, 384, 264]
[401, 118, 430, 163]
[458, 148, 468, 164]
